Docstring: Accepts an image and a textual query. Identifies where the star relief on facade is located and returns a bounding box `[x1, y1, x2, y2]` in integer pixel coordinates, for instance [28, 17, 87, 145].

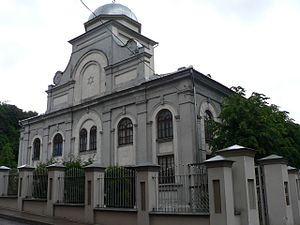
[87, 76, 94, 85]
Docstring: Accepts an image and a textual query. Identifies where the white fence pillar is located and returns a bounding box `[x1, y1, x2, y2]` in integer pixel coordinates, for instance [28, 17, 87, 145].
[135, 164, 160, 225]
[0, 166, 10, 196]
[84, 163, 105, 224]
[46, 163, 65, 216]
[17, 164, 35, 211]
[258, 155, 294, 225]
[218, 145, 260, 225]
[288, 166, 300, 225]
[204, 155, 235, 225]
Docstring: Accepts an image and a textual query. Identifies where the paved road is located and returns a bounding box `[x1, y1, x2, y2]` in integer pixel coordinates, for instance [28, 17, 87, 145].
[0, 218, 31, 225]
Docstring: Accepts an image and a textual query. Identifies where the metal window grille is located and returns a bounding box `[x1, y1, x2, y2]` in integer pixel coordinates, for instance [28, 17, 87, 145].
[158, 155, 175, 184]
[118, 118, 133, 146]
[53, 133, 63, 157]
[96, 167, 136, 209]
[153, 164, 209, 213]
[79, 128, 87, 152]
[89, 126, 97, 150]
[33, 138, 41, 160]
[157, 109, 173, 140]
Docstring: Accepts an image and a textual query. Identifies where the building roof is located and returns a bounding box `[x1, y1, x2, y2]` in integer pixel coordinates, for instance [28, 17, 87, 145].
[88, 3, 138, 22]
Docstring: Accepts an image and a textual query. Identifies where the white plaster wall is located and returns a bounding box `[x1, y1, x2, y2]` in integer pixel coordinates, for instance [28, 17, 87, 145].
[158, 142, 173, 154]
[73, 51, 107, 105]
[117, 145, 134, 166]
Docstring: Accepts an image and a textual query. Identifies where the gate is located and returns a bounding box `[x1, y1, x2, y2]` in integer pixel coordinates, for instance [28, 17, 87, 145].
[255, 166, 268, 225]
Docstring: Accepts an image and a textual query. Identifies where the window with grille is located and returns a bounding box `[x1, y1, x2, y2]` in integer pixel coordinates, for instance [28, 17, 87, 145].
[284, 182, 290, 205]
[118, 118, 133, 146]
[79, 128, 87, 152]
[53, 133, 63, 157]
[33, 138, 41, 160]
[157, 109, 173, 140]
[158, 154, 175, 184]
[89, 126, 97, 150]
[204, 110, 213, 143]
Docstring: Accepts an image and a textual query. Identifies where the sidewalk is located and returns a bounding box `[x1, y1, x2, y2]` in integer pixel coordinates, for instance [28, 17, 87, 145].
[0, 207, 89, 225]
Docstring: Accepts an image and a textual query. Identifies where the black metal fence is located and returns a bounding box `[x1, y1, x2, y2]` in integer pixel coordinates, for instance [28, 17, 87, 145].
[31, 169, 48, 199]
[153, 164, 209, 213]
[4, 169, 19, 196]
[62, 168, 85, 204]
[96, 167, 136, 208]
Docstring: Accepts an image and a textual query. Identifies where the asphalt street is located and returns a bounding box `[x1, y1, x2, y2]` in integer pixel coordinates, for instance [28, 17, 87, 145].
[0, 218, 31, 225]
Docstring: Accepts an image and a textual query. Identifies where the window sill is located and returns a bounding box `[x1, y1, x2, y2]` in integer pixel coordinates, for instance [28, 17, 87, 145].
[118, 143, 133, 147]
[79, 149, 97, 155]
[156, 138, 173, 143]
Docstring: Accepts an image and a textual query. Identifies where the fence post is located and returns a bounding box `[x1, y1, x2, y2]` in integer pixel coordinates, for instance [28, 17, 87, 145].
[46, 163, 65, 217]
[217, 145, 260, 225]
[0, 166, 10, 196]
[17, 164, 35, 211]
[258, 154, 294, 225]
[204, 155, 235, 225]
[135, 164, 160, 225]
[84, 163, 105, 224]
[288, 166, 300, 225]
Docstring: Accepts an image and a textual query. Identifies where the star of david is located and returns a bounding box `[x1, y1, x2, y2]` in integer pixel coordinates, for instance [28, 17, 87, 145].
[87, 76, 94, 85]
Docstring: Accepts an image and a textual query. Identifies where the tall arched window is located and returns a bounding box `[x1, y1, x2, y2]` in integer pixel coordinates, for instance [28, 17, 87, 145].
[204, 110, 213, 143]
[53, 133, 63, 157]
[79, 128, 87, 152]
[118, 118, 133, 146]
[90, 126, 97, 150]
[157, 109, 173, 140]
[33, 138, 41, 160]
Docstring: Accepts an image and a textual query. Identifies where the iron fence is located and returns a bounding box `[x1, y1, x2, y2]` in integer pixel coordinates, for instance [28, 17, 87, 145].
[96, 167, 136, 209]
[58, 168, 85, 204]
[29, 169, 48, 199]
[153, 164, 209, 213]
[3, 169, 19, 196]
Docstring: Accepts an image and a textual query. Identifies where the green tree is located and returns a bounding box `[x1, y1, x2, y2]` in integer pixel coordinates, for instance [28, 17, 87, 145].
[211, 86, 300, 167]
[0, 102, 37, 167]
[0, 142, 16, 168]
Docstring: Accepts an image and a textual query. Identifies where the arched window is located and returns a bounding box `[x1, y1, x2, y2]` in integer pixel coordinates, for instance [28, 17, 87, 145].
[79, 129, 87, 152]
[33, 138, 41, 160]
[53, 133, 63, 157]
[118, 118, 133, 146]
[89, 126, 97, 150]
[204, 110, 213, 143]
[157, 109, 173, 140]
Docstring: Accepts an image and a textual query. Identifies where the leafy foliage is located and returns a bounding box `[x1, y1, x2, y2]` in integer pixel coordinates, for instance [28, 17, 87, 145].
[0, 102, 37, 167]
[210, 87, 300, 167]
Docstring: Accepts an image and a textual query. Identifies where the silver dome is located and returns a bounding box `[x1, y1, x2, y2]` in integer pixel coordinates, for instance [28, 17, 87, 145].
[88, 3, 138, 21]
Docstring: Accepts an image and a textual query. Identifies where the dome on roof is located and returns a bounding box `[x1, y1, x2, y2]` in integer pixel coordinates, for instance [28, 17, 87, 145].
[88, 3, 138, 22]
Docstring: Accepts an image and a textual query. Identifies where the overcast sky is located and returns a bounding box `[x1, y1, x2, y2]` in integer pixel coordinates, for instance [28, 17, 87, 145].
[0, 0, 299, 124]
